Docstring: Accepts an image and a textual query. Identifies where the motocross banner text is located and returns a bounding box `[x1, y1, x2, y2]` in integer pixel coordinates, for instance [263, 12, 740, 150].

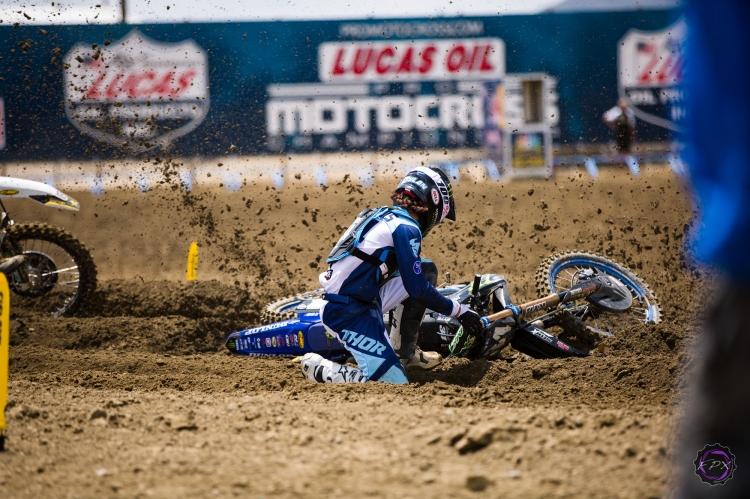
[0, 11, 680, 161]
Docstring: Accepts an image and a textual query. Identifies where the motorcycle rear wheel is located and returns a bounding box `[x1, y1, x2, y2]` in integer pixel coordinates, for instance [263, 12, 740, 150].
[536, 250, 660, 338]
[262, 288, 324, 324]
[7, 223, 97, 317]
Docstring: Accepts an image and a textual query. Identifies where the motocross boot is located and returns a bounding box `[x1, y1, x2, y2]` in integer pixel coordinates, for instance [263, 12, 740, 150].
[0, 255, 25, 276]
[391, 261, 443, 369]
[401, 346, 443, 369]
[300, 353, 366, 384]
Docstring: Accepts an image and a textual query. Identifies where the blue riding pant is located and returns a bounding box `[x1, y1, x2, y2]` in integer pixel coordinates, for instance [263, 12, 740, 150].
[320, 297, 408, 384]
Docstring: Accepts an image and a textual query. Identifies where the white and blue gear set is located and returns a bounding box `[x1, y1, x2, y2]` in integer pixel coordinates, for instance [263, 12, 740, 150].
[307, 166, 472, 384]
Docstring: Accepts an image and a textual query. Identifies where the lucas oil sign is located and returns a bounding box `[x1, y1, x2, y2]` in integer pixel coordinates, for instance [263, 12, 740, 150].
[267, 37, 505, 153]
[318, 38, 504, 83]
[63, 30, 209, 152]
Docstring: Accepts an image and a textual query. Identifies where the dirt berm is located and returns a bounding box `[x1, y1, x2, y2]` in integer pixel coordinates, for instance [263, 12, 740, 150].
[0, 166, 705, 498]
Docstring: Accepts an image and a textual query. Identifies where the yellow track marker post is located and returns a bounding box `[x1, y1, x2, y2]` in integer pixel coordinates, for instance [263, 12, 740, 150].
[187, 242, 199, 281]
[0, 274, 11, 451]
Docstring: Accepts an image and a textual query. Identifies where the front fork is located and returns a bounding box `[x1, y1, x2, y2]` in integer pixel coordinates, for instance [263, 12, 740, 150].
[0, 230, 30, 291]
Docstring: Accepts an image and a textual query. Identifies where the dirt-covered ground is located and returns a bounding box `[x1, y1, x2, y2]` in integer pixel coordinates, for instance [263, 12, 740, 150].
[0, 165, 705, 498]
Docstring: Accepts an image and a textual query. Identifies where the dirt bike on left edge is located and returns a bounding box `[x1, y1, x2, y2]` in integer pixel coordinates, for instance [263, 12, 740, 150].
[0, 177, 97, 317]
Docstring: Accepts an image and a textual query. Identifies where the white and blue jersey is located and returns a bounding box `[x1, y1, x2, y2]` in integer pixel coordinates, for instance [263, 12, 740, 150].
[320, 206, 457, 316]
[318, 206, 459, 384]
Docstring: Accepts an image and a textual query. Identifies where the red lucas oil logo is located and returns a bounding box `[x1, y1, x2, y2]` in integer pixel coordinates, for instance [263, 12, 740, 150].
[319, 38, 504, 83]
[63, 30, 209, 152]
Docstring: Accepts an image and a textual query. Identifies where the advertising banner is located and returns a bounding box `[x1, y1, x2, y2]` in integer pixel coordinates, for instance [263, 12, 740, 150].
[506, 126, 553, 177]
[318, 38, 504, 83]
[0, 11, 679, 162]
[618, 18, 686, 132]
[63, 30, 210, 152]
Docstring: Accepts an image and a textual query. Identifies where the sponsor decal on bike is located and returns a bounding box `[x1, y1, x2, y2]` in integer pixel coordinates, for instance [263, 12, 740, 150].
[529, 325, 554, 342]
[272, 337, 277, 347]
[298, 331, 305, 348]
[523, 302, 548, 315]
[245, 320, 297, 335]
[0, 190, 19, 196]
[413, 261, 422, 274]
[63, 29, 210, 152]
[693, 443, 736, 485]
[566, 282, 599, 301]
[556, 341, 570, 351]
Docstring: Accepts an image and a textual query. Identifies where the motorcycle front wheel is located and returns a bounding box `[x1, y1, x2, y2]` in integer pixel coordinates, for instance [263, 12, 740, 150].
[6, 223, 97, 317]
[536, 250, 660, 338]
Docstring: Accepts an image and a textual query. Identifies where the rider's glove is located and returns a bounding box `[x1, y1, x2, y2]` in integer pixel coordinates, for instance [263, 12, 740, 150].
[457, 305, 484, 338]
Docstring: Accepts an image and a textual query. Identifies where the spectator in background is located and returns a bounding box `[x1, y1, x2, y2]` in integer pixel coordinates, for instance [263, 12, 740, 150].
[602, 98, 636, 153]
[676, 0, 750, 497]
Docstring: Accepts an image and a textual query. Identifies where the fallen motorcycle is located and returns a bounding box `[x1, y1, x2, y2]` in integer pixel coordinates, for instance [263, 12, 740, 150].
[0, 177, 97, 316]
[225, 251, 660, 361]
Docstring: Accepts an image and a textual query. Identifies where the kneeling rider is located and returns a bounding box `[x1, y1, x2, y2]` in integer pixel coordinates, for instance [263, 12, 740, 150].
[300, 166, 484, 384]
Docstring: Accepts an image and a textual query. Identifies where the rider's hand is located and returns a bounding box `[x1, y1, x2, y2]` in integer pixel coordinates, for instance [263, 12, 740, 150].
[457, 305, 484, 338]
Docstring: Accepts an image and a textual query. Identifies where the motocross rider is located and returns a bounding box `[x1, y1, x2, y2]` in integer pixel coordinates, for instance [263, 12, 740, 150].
[300, 166, 485, 384]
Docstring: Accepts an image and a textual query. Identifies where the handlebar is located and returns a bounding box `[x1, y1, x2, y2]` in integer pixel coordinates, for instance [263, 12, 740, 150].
[471, 274, 481, 296]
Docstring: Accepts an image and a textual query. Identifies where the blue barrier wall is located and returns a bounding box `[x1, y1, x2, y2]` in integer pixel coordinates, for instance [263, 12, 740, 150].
[0, 11, 681, 161]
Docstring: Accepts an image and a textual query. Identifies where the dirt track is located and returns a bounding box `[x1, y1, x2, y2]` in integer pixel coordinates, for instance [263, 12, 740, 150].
[0, 165, 703, 498]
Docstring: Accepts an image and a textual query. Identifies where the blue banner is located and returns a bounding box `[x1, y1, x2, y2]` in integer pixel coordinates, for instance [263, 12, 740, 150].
[0, 11, 680, 161]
